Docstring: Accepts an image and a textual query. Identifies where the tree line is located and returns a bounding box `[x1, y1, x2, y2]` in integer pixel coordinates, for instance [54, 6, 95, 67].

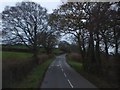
[2, 1, 120, 85]
[49, 2, 120, 84]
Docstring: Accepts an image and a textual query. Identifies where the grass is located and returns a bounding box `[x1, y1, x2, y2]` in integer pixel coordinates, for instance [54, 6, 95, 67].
[67, 53, 83, 72]
[0, 51, 2, 59]
[67, 59, 83, 73]
[15, 58, 53, 88]
[2, 51, 33, 66]
[66, 54, 118, 88]
[2, 51, 32, 59]
[2, 50, 53, 88]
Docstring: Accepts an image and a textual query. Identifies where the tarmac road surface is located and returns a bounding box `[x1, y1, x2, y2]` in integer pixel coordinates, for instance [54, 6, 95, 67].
[41, 54, 97, 88]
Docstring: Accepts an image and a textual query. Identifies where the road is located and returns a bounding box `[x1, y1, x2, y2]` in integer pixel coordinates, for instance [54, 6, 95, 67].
[41, 54, 97, 88]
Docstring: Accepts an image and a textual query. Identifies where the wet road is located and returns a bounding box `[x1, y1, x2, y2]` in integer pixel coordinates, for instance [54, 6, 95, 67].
[41, 54, 97, 88]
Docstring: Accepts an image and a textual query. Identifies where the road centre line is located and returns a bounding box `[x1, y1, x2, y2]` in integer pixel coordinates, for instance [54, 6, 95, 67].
[59, 63, 62, 67]
[58, 59, 74, 88]
[59, 61, 61, 64]
[59, 63, 62, 68]
[64, 73, 67, 77]
[61, 68, 64, 72]
[60, 65, 64, 72]
[68, 79, 74, 88]
[62, 70, 74, 88]
[57, 65, 59, 67]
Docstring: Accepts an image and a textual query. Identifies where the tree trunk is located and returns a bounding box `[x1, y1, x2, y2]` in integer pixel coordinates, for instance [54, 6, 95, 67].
[33, 22, 39, 64]
[81, 33, 86, 57]
[115, 39, 118, 55]
[102, 34, 109, 55]
[95, 31, 102, 74]
[87, 30, 96, 73]
[77, 35, 86, 70]
[46, 48, 51, 54]
[114, 28, 118, 55]
[105, 41, 109, 55]
[33, 50, 38, 64]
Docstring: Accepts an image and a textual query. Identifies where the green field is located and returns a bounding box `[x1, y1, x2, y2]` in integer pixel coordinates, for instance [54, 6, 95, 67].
[2, 50, 53, 88]
[2, 44, 27, 49]
[2, 51, 32, 59]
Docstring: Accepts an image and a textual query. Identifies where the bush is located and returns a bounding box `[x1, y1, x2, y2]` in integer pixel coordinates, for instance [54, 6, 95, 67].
[100, 54, 120, 87]
[2, 51, 54, 88]
[2, 57, 36, 88]
[69, 53, 82, 62]
[2, 47, 30, 52]
[38, 54, 49, 64]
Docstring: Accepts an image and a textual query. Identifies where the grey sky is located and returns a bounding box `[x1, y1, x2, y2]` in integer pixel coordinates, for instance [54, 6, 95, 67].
[0, 0, 63, 13]
[0, 0, 118, 44]
[0, 0, 68, 43]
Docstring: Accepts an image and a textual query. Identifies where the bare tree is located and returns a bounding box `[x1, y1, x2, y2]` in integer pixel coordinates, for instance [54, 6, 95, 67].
[37, 30, 58, 54]
[2, 2, 48, 64]
[49, 2, 89, 70]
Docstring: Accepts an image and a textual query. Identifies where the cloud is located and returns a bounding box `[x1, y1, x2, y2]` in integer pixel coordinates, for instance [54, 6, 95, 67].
[0, 0, 61, 3]
[0, 0, 61, 13]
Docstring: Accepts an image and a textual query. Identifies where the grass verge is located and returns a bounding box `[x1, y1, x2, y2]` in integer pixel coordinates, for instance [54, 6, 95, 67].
[15, 58, 53, 88]
[66, 54, 118, 88]
[67, 59, 83, 73]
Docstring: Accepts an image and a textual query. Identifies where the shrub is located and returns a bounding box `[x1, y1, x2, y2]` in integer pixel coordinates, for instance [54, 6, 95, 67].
[38, 54, 49, 64]
[69, 53, 82, 62]
[2, 57, 36, 88]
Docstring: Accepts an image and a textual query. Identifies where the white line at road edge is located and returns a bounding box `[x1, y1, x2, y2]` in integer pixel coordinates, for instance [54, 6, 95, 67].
[68, 79, 74, 88]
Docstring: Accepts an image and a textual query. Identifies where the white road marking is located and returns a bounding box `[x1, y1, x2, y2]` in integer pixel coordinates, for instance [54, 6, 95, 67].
[57, 65, 59, 67]
[55, 57, 74, 88]
[59, 63, 62, 68]
[61, 68, 64, 72]
[59, 61, 61, 64]
[64, 73, 67, 77]
[60, 65, 62, 69]
[62, 71, 74, 88]
[67, 79, 74, 88]
[59, 63, 62, 67]
[60, 64, 64, 72]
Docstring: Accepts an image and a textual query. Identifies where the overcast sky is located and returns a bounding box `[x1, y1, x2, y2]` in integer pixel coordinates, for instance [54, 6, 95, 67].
[0, 0, 118, 44]
[0, 0, 65, 13]
[0, 0, 68, 43]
